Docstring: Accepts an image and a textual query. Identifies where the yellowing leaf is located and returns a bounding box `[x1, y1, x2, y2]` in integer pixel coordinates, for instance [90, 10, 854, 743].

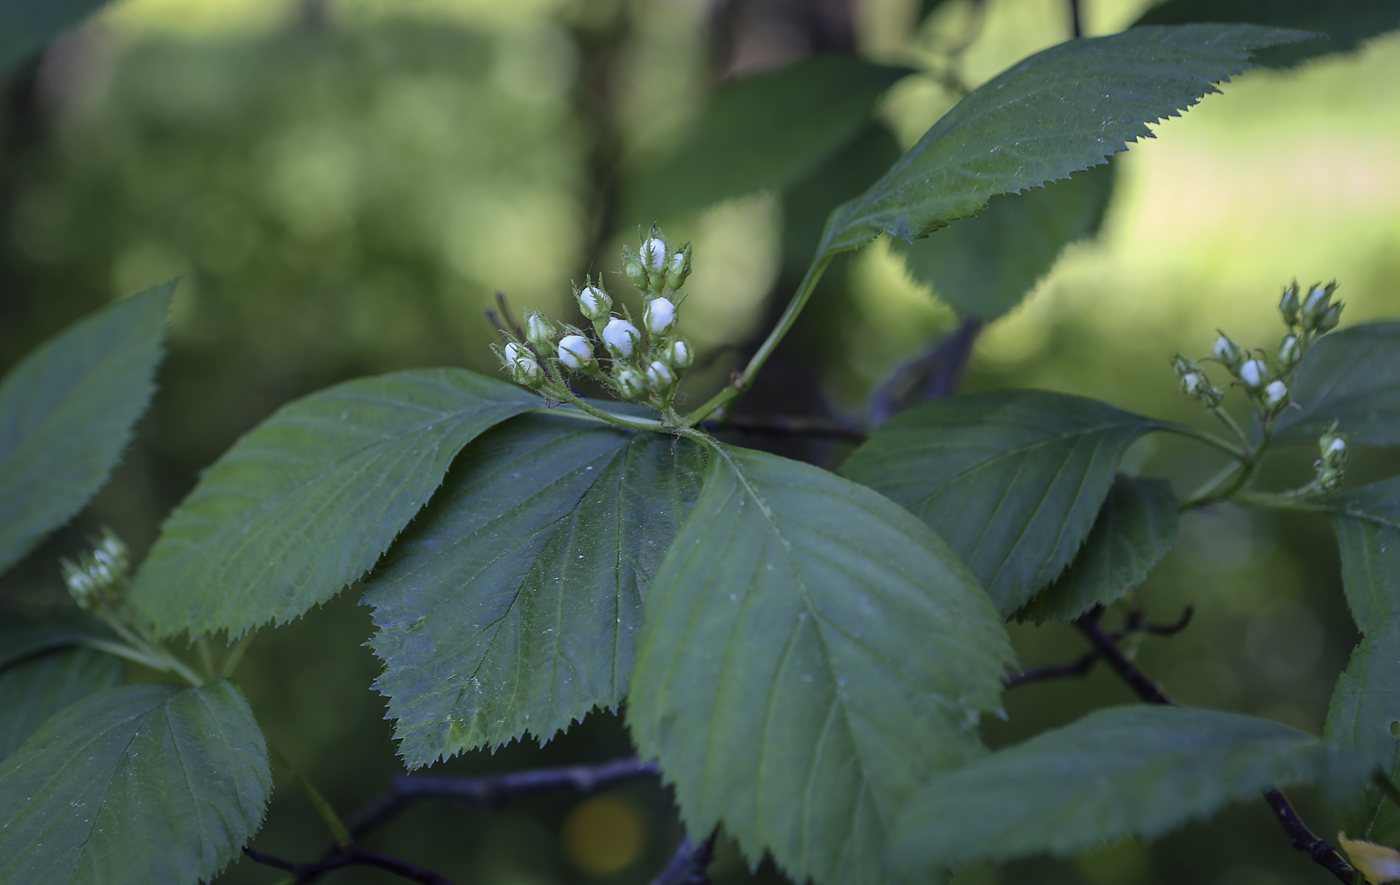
[1340, 833, 1400, 884]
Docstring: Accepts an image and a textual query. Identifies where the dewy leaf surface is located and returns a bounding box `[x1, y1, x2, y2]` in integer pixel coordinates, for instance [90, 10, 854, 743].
[1326, 623, 1400, 846]
[1017, 475, 1179, 623]
[0, 283, 171, 576]
[840, 390, 1164, 615]
[890, 162, 1115, 321]
[128, 369, 536, 638]
[624, 56, 913, 224]
[0, 679, 271, 885]
[364, 412, 705, 767]
[629, 444, 1013, 885]
[0, 647, 124, 760]
[818, 24, 1312, 255]
[1273, 323, 1400, 447]
[1324, 478, 1400, 635]
[891, 705, 1367, 873]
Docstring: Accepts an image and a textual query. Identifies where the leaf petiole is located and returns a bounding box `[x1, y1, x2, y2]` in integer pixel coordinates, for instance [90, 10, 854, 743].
[269, 743, 354, 851]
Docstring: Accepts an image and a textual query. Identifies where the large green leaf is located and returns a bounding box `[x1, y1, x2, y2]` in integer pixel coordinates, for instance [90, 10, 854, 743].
[1017, 475, 1179, 624]
[0, 283, 171, 576]
[890, 161, 1115, 321]
[0, 647, 124, 761]
[891, 705, 1367, 873]
[1325, 478, 1400, 635]
[623, 56, 914, 224]
[1273, 322, 1400, 448]
[1136, 0, 1394, 67]
[128, 368, 537, 639]
[839, 390, 1165, 615]
[629, 444, 1014, 885]
[1325, 623, 1400, 846]
[818, 25, 1311, 256]
[0, 0, 111, 77]
[0, 679, 270, 884]
[364, 412, 705, 767]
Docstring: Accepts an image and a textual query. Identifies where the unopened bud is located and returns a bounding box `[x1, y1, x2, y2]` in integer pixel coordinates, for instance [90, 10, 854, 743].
[1213, 333, 1244, 372]
[666, 338, 693, 370]
[1238, 359, 1268, 391]
[525, 311, 557, 351]
[501, 341, 526, 370]
[615, 366, 647, 400]
[645, 297, 677, 335]
[577, 285, 612, 322]
[558, 335, 594, 371]
[1262, 379, 1289, 410]
[1277, 335, 1302, 369]
[60, 530, 130, 610]
[1318, 302, 1343, 334]
[511, 357, 544, 388]
[1315, 422, 1352, 492]
[1279, 283, 1300, 327]
[602, 317, 641, 359]
[645, 360, 676, 392]
[640, 237, 667, 274]
[665, 243, 692, 290]
[622, 246, 649, 292]
[1300, 281, 1339, 332]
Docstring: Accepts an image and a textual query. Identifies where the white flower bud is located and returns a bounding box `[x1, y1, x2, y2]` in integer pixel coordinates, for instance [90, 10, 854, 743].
[602, 318, 640, 358]
[502, 342, 526, 366]
[614, 366, 647, 400]
[1213, 334, 1243, 371]
[525, 311, 557, 351]
[644, 297, 677, 335]
[1238, 359, 1267, 390]
[641, 237, 667, 273]
[666, 338, 693, 370]
[1181, 372, 1203, 395]
[557, 335, 593, 370]
[511, 357, 543, 388]
[1277, 334, 1302, 368]
[1327, 437, 1347, 456]
[577, 286, 611, 322]
[1262, 379, 1289, 409]
[645, 360, 676, 391]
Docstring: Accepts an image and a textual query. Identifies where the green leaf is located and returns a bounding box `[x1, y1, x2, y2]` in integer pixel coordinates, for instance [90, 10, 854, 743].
[0, 647, 124, 760]
[629, 444, 1013, 885]
[0, 626, 107, 672]
[889, 162, 1115, 321]
[818, 25, 1312, 256]
[0, 0, 110, 78]
[623, 56, 914, 224]
[1273, 322, 1400, 448]
[128, 368, 537, 639]
[0, 283, 171, 576]
[364, 412, 705, 767]
[1135, 0, 1394, 67]
[1017, 475, 1179, 624]
[1325, 623, 1400, 845]
[0, 679, 271, 885]
[839, 390, 1166, 615]
[1325, 478, 1400, 635]
[891, 705, 1368, 873]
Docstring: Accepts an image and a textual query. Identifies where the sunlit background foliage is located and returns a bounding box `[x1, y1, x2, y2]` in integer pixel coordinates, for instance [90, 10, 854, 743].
[1, 0, 1398, 882]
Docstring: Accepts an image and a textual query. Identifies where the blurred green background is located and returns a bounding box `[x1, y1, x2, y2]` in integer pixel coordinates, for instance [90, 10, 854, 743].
[1, 0, 1398, 882]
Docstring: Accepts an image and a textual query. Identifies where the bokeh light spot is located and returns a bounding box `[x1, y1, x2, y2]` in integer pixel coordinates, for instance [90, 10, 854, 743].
[561, 794, 646, 876]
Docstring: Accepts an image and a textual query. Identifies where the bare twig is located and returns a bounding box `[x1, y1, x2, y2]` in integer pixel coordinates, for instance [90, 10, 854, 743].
[1004, 607, 1193, 688]
[649, 831, 718, 885]
[243, 846, 453, 885]
[871, 317, 983, 425]
[1068, 0, 1082, 38]
[1071, 607, 1354, 882]
[702, 414, 867, 443]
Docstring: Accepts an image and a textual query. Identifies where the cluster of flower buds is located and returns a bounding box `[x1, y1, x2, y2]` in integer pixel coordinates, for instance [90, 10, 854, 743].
[1281, 280, 1343, 336]
[1202, 328, 1292, 416]
[495, 228, 696, 410]
[61, 530, 129, 611]
[1171, 354, 1223, 408]
[1313, 421, 1352, 493]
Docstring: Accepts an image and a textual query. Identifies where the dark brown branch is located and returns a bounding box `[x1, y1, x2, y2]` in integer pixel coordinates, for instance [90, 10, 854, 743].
[243, 846, 453, 885]
[702, 415, 867, 443]
[1004, 607, 1193, 689]
[649, 831, 718, 885]
[1071, 607, 1355, 883]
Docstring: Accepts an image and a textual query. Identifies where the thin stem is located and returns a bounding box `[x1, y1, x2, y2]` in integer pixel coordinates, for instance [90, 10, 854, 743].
[196, 638, 214, 681]
[1181, 460, 1243, 510]
[1233, 491, 1339, 516]
[546, 392, 674, 433]
[702, 414, 867, 443]
[270, 744, 354, 851]
[1157, 423, 1249, 461]
[649, 831, 717, 885]
[220, 632, 255, 678]
[684, 254, 834, 425]
[243, 846, 453, 885]
[1208, 405, 1250, 450]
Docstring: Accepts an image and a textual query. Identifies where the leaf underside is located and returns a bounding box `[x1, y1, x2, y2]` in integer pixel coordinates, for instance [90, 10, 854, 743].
[0, 647, 124, 761]
[840, 390, 1164, 615]
[629, 444, 1014, 885]
[1326, 622, 1400, 846]
[1326, 478, 1400, 635]
[128, 368, 537, 639]
[365, 412, 705, 767]
[0, 283, 171, 576]
[891, 705, 1367, 873]
[0, 679, 271, 885]
[1273, 322, 1400, 448]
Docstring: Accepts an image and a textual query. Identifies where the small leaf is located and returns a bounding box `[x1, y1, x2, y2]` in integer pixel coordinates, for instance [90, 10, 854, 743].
[1135, 0, 1394, 67]
[0, 647, 124, 760]
[890, 162, 1115, 321]
[1339, 835, 1400, 884]
[840, 390, 1166, 615]
[0, 625, 107, 672]
[1017, 475, 1180, 623]
[629, 444, 1014, 885]
[364, 412, 705, 767]
[0, 679, 271, 885]
[623, 56, 914, 224]
[128, 368, 537, 639]
[819, 25, 1312, 256]
[1273, 322, 1400, 448]
[1325, 478, 1400, 635]
[1325, 622, 1400, 845]
[890, 705, 1368, 873]
[0, 283, 171, 575]
[0, 0, 110, 78]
